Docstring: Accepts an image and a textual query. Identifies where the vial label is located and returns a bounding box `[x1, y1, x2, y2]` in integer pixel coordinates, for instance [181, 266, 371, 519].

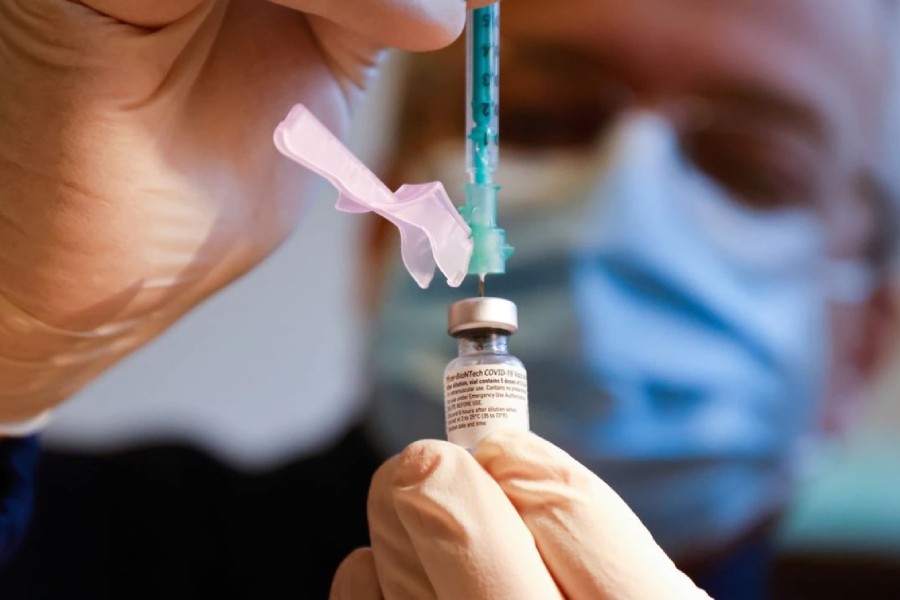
[444, 364, 528, 449]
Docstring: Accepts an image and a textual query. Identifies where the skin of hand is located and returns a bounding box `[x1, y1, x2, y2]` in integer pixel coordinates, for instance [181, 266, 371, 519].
[331, 429, 712, 600]
[0, 0, 472, 422]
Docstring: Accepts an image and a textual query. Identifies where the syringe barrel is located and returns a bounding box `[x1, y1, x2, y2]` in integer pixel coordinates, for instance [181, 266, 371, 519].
[466, 3, 500, 185]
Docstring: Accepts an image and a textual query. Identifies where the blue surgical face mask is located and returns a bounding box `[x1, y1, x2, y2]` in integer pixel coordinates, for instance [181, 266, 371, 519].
[367, 113, 859, 556]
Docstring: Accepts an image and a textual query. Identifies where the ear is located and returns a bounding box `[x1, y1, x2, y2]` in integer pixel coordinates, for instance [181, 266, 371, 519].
[855, 278, 899, 379]
[821, 279, 898, 435]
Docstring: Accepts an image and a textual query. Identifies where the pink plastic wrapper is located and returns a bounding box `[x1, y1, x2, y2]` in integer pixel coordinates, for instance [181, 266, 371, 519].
[274, 105, 473, 288]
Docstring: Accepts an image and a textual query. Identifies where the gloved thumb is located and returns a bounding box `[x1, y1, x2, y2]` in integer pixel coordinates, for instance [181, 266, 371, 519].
[271, 0, 471, 52]
[475, 430, 713, 600]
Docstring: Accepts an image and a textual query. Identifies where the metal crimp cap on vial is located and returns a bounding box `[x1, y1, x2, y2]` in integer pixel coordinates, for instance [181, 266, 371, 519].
[448, 297, 518, 336]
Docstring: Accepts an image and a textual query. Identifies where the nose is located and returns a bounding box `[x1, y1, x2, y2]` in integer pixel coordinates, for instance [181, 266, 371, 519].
[591, 111, 683, 187]
[573, 112, 691, 255]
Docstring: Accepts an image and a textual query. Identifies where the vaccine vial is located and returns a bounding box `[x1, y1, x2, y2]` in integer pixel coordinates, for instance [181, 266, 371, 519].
[444, 297, 529, 450]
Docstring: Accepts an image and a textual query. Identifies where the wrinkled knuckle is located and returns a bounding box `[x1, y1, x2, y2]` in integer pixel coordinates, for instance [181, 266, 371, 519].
[395, 438, 460, 483]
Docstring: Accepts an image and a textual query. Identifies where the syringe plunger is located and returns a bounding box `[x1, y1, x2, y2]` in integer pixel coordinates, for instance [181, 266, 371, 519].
[466, 3, 500, 183]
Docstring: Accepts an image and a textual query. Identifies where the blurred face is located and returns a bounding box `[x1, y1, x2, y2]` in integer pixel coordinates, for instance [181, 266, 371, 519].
[392, 0, 894, 422]
[509, 0, 887, 242]
[407, 0, 886, 243]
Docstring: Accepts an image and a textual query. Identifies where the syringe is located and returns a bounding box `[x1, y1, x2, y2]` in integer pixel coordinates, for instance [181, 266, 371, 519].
[459, 1, 513, 296]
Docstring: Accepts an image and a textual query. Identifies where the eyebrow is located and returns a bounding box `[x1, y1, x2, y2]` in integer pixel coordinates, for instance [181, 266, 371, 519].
[506, 40, 627, 82]
[857, 169, 899, 269]
[694, 82, 828, 145]
[507, 37, 832, 148]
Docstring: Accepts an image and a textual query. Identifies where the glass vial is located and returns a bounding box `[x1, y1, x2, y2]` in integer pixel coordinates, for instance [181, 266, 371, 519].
[444, 297, 529, 450]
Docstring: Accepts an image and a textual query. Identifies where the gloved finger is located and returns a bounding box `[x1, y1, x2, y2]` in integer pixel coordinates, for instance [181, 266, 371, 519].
[329, 547, 384, 600]
[475, 430, 712, 600]
[268, 0, 469, 52]
[382, 439, 563, 600]
[368, 455, 437, 600]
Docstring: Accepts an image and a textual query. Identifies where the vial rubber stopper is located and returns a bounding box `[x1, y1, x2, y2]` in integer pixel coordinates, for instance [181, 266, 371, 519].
[448, 297, 518, 336]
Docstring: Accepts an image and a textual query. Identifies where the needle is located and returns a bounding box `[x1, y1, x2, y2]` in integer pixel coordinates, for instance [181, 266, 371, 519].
[478, 273, 486, 297]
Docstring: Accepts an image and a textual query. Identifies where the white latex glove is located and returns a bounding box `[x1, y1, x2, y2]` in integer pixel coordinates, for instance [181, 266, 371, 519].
[331, 429, 712, 599]
[0, 0, 468, 422]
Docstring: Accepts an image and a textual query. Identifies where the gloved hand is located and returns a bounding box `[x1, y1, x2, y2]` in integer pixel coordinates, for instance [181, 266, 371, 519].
[0, 0, 467, 422]
[331, 429, 712, 599]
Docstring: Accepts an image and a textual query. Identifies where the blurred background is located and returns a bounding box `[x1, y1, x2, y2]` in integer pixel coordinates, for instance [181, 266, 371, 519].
[4, 2, 900, 599]
[774, 348, 900, 597]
